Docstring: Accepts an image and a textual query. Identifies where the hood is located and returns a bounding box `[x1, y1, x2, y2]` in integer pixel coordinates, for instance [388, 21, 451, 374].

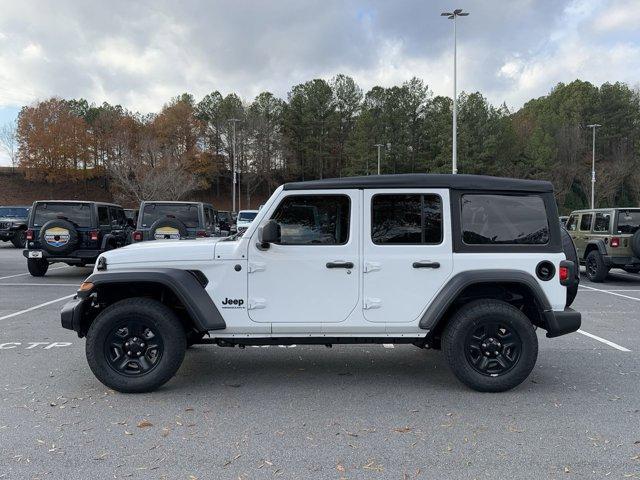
[101, 238, 220, 265]
[0, 217, 26, 223]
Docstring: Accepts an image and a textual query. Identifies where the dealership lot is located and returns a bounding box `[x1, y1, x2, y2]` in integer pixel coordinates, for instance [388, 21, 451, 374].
[0, 244, 638, 479]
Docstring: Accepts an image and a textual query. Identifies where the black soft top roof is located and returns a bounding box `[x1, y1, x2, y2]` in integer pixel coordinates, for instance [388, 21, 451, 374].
[283, 174, 553, 193]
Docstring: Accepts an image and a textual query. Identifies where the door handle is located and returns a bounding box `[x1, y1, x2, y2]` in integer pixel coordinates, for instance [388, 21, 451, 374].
[326, 261, 354, 269]
[412, 261, 440, 269]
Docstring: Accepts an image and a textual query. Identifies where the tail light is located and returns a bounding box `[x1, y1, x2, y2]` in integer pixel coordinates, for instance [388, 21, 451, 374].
[559, 266, 569, 282]
[610, 237, 620, 248]
[89, 230, 100, 242]
[132, 231, 143, 242]
[26, 229, 34, 241]
[196, 230, 207, 238]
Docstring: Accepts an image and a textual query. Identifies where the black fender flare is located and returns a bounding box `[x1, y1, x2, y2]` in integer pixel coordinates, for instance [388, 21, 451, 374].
[100, 233, 117, 250]
[584, 240, 607, 258]
[81, 268, 225, 332]
[418, 270, 552, 331]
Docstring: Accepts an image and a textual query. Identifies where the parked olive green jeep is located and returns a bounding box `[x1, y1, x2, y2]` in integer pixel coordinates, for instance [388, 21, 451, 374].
[566, 208, 640, 282]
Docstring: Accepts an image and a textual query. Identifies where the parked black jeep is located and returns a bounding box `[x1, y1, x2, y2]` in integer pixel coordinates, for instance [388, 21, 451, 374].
[23, 201, 131, 276]
[0, 205, 30, 248]
[132, 201, 219, 242]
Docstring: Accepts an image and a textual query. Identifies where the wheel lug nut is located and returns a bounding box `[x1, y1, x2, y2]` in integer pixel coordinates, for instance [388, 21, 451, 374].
[127, 351, 132, 356]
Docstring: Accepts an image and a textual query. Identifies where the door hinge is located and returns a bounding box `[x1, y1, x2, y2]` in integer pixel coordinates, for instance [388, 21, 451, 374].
[248, 262, 266, 273]
[364, 262, 381, 273]
[248, 298, 267, 310]
[363, 297, 382, 310]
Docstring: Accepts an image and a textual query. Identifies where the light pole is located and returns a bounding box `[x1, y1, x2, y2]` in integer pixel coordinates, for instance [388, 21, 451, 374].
[441, 8, 469, 174]
[229, 118, 241, 213]
[374, 144, 383, 175]
[586, 123, 601, 209]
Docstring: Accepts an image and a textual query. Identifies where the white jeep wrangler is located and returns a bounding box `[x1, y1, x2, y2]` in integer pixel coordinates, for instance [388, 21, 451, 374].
[61, 174, 581, 393]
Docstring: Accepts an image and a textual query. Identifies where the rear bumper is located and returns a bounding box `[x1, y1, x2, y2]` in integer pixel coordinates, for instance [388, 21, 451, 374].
[23, 249, 102, 263]
[61, 295, 91, 335]
[602, 255, 640, 267]
[543, 308, 581, 338]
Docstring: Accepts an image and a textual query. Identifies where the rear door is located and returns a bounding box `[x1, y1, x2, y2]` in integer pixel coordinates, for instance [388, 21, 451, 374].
[362, 189, 453, 324]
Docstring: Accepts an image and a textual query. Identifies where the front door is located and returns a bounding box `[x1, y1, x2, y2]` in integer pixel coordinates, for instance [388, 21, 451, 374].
[247, 191, 359, 325]
[362, 189, 453, 323]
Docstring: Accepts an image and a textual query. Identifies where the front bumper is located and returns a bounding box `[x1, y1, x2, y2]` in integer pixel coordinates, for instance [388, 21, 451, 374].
[61, 295, 92, 335]
[0, 228, 19, 239]
[23, 249, 102, 264]
[543, 308, 581, 338]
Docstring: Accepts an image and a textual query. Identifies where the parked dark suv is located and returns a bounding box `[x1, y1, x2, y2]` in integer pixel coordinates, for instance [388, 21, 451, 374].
[217, 210, 236, 235]
[23, 201, 131, 276]
[132, 201, 219, 242]
[0, 205, 30, 248]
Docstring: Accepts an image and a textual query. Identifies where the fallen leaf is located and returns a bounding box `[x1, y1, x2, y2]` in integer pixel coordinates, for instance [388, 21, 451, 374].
[137, 420, 153, 428]
[336, 464, 346, 473]
[124, 430, 133, 436]
[394, 427, 412, 433]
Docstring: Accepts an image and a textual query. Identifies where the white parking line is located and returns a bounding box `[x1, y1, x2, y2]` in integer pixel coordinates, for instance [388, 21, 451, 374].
[0, 283, 79, 287]
[576, 329, 631, 352]
[579, 284, 640, 302]
[0, 294, 75, 322]
[0, 265, 69, 280]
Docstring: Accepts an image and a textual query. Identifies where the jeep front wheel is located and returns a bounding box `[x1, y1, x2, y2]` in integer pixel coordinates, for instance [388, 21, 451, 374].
[86, 298, 186, 393]
[585, 250, 608, 282]
[11, 230, 26, 248]
[442, 299, 538, 392]
[27, 258, 49, 277]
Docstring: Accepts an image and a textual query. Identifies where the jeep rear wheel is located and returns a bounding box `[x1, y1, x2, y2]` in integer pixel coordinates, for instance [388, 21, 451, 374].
[86, 298, 186, 393]
[585, 250, 608, 282]
[11, 230, 26, 248]
[27, 258, 49, 277]
[442, 299, 538, 392]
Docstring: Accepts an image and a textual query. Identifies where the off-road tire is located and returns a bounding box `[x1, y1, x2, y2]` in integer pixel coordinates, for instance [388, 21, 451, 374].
[27, 258, 49, 277]
[442, 299, 538, 392]
[560, 226, 579, 307]
[11, 230, 26, 248]
[86, 298, 186, 393]
[585, 250, 609, 282]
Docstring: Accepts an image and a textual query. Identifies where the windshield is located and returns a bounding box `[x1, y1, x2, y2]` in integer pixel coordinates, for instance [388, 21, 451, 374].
[141, 204, 200, 228]
[218, 212, 232, 222]
[0, 207, 29, 218]
[238, 211, 258, 222]
[616, 210, 640, 234]
[33, 203, 92, 227]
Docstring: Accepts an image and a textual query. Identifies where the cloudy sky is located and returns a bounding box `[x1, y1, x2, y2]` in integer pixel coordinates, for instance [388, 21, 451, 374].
[0, 0, 638, 163]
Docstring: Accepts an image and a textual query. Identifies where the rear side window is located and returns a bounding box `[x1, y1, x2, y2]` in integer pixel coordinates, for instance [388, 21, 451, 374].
[371, 194, 442, 244]
[593, 212, 611, 232]
[566, 215, 577, 231]
[270, 195, 350, 245]
[617, 210, 640, 234]
[98, 206, 110, 226]
[461, 194, 549, 245]
[141, 204, 200, 228]
[32, 203, 92, 227]
[579, 214, 593, 231]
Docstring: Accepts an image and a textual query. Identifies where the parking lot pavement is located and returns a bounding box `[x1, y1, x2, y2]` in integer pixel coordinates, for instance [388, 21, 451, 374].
[1, 245, 639, 479]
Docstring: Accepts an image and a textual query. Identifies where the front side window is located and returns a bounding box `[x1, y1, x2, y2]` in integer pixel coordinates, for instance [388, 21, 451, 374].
[593, 212, 611, 232]
[617, 210, 640, 234]
[33, 203, 92, 227]
[270, 195, 350, 245]
[579, 214, 593, 231]
[371, 194, 442, 244]
[461, 194, 549, 245]
[566, 215, 577, 231]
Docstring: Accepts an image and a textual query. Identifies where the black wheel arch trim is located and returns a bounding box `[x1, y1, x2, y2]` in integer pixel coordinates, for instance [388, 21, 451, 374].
[418, 269, 579, 337]
[65, 268, 225, 334]
[584, 240, 607, 257]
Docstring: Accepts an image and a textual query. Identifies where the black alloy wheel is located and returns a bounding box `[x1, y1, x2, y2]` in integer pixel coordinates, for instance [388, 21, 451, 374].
[464, 322, 521, 376]
[104, 320, 164, 376]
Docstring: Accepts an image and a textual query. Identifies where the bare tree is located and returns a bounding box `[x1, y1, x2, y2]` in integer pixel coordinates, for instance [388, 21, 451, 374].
[0, 120, 18, 170]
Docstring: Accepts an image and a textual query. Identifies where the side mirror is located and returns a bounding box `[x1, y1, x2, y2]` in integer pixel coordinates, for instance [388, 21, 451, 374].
[257, 220, 281, 249]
